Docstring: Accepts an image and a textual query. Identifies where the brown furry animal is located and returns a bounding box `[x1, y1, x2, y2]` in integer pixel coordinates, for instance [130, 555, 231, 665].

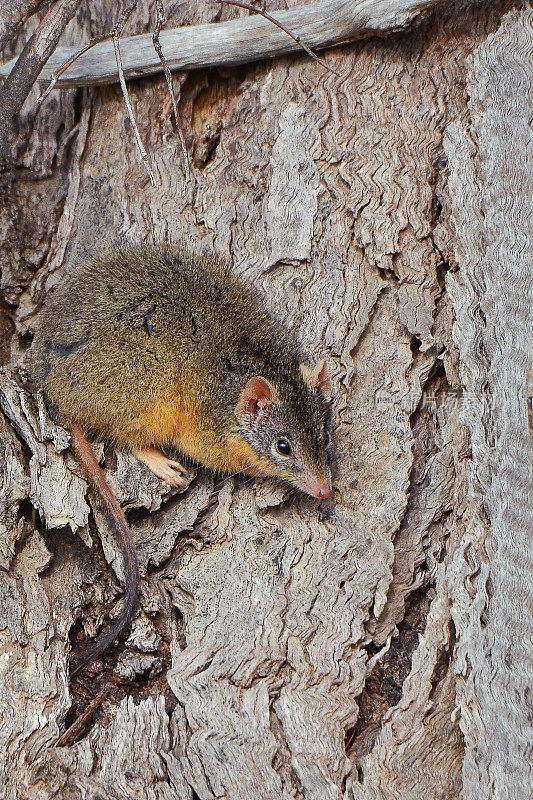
[31, 246, 332, 672]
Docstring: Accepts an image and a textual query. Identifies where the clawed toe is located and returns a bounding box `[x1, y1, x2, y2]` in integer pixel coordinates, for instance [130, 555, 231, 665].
[133, 447, 188, 488]
[166, 459, 187, 474]
[158, 467, 187, 488]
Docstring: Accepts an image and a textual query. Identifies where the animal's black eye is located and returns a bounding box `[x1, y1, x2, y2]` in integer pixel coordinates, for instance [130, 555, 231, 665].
[276, 437, 292, 456]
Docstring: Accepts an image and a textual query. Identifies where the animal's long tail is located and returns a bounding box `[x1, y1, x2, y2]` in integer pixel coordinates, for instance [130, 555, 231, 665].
[69, 423, 139, 676]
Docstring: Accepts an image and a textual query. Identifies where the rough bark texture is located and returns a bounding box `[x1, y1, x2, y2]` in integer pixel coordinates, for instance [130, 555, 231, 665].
[0, 0, 46, 52]
[0, 2, 531, 799]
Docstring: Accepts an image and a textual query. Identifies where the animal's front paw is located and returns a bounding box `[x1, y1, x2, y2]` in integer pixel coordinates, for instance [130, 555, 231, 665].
[133, 446, 187, 488]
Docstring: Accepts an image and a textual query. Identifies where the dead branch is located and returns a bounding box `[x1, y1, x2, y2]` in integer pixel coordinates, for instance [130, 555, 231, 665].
[0, 0, 445, 88]
[114, 37, 155, 186]
[39, 1, 156, 185]
[37, 32, 113, 106]
[0, 0, 80, 163]
[55, 686, 111, 747]
[38, 0, 139, 106]
[0, 0, 47, 52]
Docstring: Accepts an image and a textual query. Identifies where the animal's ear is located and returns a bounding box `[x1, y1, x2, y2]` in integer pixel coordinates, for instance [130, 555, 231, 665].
[300, 359, 332, 398]
[235, 376, 277, 423]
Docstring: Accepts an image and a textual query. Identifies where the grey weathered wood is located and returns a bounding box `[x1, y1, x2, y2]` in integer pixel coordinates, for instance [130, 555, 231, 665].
[444, 8, 533, 799]
[0, 1, 531, 799]
[0, 0, 444, 86]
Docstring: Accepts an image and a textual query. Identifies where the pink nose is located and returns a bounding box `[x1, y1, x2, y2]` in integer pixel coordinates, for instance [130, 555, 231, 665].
[316, 484, 332, 500]
[302, 475, 332, 500]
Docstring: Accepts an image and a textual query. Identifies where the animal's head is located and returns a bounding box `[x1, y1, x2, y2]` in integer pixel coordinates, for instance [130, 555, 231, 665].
[234, 360, 333, 499]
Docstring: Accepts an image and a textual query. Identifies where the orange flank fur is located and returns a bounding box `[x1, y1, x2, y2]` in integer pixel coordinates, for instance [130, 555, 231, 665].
[140, 393, 279, 477]
[140, 393, 198, 448]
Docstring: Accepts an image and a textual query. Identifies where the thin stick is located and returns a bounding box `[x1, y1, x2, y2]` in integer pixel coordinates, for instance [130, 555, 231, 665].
[55, 685, 110, 747]
[39, 0, 189, 186]
[215, 0, 340, 77]
[39, 0, 139, 104]
[152, 0, 190, 182]
[109, 0, 138, 41]
[114, 35, 156, 187]
[38, 0, 156, 186]
[38, 32, 113, 106]
[112, 1, 156, 186]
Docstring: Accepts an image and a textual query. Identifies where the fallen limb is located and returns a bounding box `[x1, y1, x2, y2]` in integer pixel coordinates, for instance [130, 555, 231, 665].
[0, 0, 445, 88]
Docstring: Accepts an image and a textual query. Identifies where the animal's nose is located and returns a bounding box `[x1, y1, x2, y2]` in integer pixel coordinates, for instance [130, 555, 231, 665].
[300, 473, 333, 500]
[303, 475, 332, 500]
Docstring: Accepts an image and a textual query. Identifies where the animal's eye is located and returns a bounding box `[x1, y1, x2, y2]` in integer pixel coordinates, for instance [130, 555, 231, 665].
[276, 437, 292, 456]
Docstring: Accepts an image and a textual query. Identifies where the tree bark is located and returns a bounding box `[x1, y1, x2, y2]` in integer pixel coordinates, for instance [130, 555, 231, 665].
[0, 2, 531, 799]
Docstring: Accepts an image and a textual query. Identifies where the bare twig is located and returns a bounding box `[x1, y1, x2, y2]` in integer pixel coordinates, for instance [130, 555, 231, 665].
[55, 685, 110, 747]
[114, 34, 155, 187]
[108, 0, 138, 41]
[152, 0, 190, 181]
[112, 1, 155, 186]
[215, 0, 340, 77]
[38, 32, 113, 106]
[37, 0, 156, 186]
[0, 0, 81, 163]
[38, 0, 141, 104]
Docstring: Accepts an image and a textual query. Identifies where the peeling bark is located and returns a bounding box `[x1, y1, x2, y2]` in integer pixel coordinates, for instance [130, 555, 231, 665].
[0, 2, 531, 799]
[444, 8, 533, 798]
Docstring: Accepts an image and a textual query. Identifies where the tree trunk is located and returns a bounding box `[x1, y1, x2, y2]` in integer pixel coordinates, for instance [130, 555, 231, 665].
[0, 2, 531, 799]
